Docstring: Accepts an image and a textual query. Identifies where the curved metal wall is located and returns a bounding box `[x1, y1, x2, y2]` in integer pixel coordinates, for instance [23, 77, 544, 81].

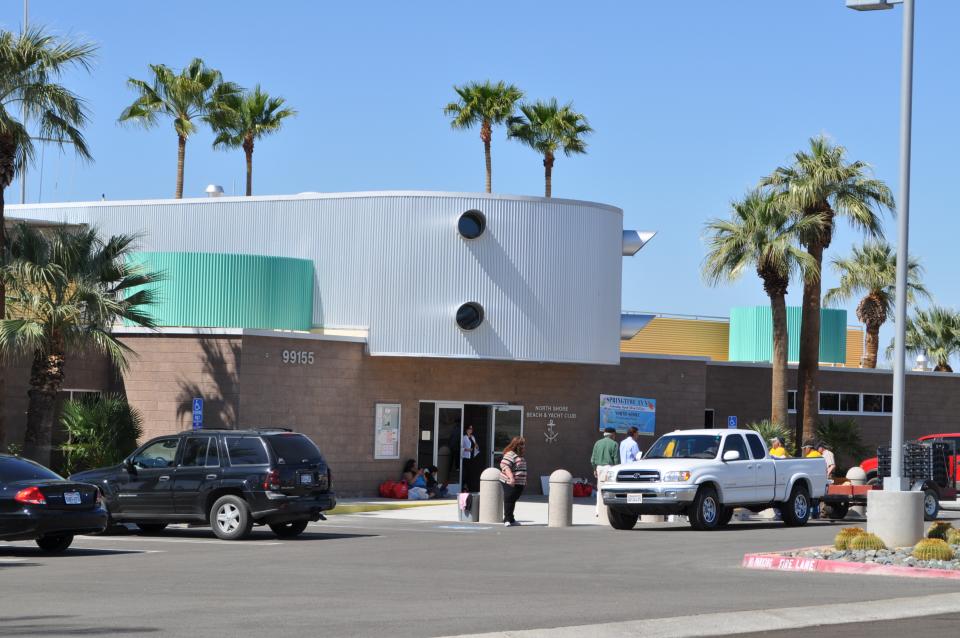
[128, 252, 314, 330]
[728, 306, 847, 364]
[15, 192, 624, 364]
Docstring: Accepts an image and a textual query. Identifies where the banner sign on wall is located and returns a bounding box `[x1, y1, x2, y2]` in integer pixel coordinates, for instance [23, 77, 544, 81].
[599, 395, 656, 435]
[374, 403, 401, 459]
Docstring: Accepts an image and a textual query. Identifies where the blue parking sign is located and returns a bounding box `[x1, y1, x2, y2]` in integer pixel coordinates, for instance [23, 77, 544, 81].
[727, 415, 738, 429]
[192, 398, 203, 430]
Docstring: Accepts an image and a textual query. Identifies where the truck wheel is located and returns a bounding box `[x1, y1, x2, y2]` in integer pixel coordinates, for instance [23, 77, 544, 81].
[688, 486, 721, 531]
[923, 489, 940, 521]
[270, 520, 309, 538]
[781, 484, 811, 527]
[717, 506, 734, 527]
[210, 495, 253, 540]
[607, 508, 639, 530]
[823, 502, 849, 520]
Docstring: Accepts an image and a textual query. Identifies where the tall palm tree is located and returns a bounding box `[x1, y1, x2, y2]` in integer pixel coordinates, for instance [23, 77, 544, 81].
[824, 241, 928, 368]
[118, 58, 240, 198]
[762, 136, 893, 442]
[0, 224, 161, 465]
[507, 99, 592, 198]
[443, 81, 523, 193]
[703, 189, 819, 428]
[0, 27, 95, 448]
[898, 306, 960, 372]
[208, 86, 296, 197]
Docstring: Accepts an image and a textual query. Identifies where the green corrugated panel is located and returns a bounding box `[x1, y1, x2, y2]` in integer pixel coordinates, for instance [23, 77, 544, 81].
[127, 252, 314, 330]
[729, 306, 846, 364]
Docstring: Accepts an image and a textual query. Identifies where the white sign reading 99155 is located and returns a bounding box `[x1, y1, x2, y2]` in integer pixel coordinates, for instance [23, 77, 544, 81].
[281, 350, 314, 364]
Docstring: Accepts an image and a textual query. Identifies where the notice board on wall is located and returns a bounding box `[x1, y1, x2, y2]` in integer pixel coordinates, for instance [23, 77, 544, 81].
[374, 403, 401, 459]
[599, 395, 656, 435]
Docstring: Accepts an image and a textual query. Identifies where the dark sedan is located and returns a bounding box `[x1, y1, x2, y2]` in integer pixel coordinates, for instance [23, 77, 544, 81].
[0, 454, 108, 552]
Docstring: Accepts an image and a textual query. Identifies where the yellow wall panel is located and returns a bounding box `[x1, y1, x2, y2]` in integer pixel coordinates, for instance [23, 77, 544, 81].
[845, 327, 865, 368]
[621, 317, 729, 361]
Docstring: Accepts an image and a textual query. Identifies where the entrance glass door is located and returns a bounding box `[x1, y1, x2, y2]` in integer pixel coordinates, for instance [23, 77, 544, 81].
[434, 403, 464, 491]
[492, 406, 524, 468]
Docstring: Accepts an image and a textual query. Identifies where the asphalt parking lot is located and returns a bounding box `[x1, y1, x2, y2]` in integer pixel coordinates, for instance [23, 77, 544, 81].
[2, 512, 960, 638]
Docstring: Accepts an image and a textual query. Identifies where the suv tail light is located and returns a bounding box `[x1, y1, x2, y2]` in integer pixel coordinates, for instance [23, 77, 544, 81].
[15, 486, 46, 505]
[263, 469, 281, 491]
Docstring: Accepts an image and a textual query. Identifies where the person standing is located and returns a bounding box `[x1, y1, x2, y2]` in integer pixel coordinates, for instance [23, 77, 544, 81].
[817, 441, 837, 480]
[619, 426, 641, 465]
[591, 427, 619, 517]
[499, 436, 527, 527]
[461, 424, 481, 492]
[768, 437, 789, 458]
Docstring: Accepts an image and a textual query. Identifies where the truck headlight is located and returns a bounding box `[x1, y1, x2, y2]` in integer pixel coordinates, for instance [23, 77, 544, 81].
[662, 471, 691, 482]
[601, 468, 616, 483]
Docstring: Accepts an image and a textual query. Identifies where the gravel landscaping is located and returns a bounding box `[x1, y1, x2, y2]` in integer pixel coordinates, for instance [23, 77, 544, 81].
[785, 545, 960, 571]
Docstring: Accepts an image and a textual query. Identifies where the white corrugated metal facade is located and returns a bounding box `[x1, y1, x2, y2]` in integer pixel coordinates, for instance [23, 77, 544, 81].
[10, 191, 625, 364]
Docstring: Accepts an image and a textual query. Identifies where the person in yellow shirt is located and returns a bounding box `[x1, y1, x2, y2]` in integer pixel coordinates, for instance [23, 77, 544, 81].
[802, 440, 822, 458]
[768, 437, 789, 458]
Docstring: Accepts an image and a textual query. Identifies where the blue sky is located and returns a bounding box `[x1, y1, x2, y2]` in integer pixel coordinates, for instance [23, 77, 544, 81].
[4, 1, 958, 364]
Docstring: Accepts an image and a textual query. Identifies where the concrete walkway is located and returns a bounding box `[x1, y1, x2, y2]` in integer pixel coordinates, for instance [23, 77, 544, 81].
[334, 496, 608, 526]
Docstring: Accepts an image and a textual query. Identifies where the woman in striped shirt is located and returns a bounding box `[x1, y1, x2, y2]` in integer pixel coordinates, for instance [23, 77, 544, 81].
[499, 436, 527, 527]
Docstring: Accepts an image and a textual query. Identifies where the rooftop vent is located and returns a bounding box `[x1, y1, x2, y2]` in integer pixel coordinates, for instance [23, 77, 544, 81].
[205, 184, 225, 198]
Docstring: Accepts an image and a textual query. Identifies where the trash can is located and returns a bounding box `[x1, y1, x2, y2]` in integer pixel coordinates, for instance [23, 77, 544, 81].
[458, 492, 480, 522]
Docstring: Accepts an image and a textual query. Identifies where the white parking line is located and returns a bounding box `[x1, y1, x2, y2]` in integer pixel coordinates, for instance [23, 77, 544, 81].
[73, 535, 282, 547]
[0, 557, 28, 563]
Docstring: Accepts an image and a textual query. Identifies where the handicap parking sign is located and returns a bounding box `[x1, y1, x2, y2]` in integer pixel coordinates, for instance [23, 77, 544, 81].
[727, 415, 738, 429]
[192, 398, 203, 430]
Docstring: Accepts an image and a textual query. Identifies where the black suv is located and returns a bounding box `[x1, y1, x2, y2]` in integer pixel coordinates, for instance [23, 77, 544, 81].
[70, 429, 336, 540]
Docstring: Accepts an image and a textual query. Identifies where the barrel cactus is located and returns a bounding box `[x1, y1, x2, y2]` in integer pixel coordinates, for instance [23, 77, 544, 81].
[834, 527, 867, 550]
[912, 538, 955, 561]
[946, 528, 960, 546]
[927, 520, 954, 541]
[848, 532, 886, 551]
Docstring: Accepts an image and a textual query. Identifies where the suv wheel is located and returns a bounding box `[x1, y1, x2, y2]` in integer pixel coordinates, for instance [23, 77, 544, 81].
[688, 485, 721, 531]
[36, 534, 74, 553]
[607, 508, 638, 530]
[211, 495, 253, 540]
[781, 484, 811, 527]
[135, 523, 168, 534]
[269, 520, 310, 538]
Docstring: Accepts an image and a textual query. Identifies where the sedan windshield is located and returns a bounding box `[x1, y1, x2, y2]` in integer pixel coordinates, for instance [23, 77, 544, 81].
[645, 435, 721, 460]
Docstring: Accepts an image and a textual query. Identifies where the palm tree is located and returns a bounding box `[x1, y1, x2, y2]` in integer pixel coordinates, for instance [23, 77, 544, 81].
[0, 223, 161, 465]
[443, 81, 523, 193]
[898, 306, 960, 372]
[762, 136, 893, 442]
[703, 189, 819, 428]
[0, 27, 95, 448]
[208, 86, 296, 197]
[508, 99, 592, 198]
[824, 241, 928, 368]
[118, 58, 240, 198]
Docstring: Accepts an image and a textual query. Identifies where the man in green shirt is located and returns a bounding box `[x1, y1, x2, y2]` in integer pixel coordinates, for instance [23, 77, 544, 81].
[591, 427, 619, 517]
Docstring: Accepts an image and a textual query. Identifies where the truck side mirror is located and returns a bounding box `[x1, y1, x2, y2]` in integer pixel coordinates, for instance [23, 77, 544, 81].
[722, 450, 740, 462]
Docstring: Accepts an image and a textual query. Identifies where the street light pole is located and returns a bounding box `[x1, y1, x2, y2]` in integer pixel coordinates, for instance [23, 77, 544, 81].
[20, 0, 28, 205]
[845, 0, 913, 492]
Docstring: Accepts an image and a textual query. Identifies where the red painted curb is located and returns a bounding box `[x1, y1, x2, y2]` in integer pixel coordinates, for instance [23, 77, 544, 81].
[742, 551, 960, 581]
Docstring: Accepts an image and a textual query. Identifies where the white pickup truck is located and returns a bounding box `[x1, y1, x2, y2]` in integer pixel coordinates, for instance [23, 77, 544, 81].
[600, 429, 828, 530]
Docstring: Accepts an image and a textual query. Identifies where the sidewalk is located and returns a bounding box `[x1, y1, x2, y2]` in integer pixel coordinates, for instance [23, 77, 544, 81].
[332, 496, 608, 526]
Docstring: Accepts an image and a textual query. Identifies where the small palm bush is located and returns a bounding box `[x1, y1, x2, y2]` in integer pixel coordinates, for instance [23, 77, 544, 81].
[816, 418, 869, 469]
[927, 520, 953, 541]
[834, 527, 867, 550]
[848, 532, 886, 551]
[746, 420, 794, 452]
[59, 394, 144, 475]
[912, 539, 955, 561]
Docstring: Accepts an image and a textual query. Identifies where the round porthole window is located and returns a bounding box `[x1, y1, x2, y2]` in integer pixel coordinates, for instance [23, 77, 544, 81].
[456, 302, 484, 331]
[457, 210, 486, 239]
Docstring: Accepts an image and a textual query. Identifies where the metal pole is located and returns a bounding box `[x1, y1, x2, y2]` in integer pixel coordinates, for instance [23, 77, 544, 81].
[886, 0, 914, 492]
[19, 0, 28, 205]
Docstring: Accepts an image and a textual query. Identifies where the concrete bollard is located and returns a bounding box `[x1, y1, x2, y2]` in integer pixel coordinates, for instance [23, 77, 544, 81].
[846, 467, 867, 519]
[548, 469, 573, 527]
[867, 489, 924, 548]
[479, 467, 503, 524]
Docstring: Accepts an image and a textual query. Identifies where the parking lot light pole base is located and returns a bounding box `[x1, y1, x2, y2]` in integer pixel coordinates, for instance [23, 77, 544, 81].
[867, 490, 923, 548]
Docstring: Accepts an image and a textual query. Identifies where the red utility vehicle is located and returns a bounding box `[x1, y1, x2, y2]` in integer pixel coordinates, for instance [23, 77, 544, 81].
[859, 433, 960, 485]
